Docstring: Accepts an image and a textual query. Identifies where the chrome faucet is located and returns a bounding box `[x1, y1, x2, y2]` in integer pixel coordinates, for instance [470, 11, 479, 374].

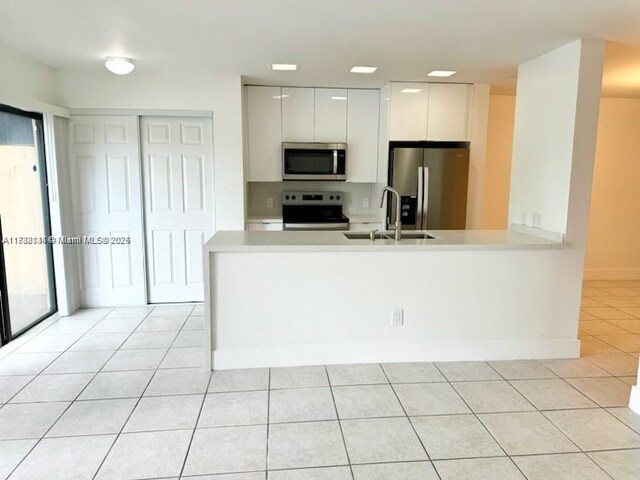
[380, 186, 402, 242]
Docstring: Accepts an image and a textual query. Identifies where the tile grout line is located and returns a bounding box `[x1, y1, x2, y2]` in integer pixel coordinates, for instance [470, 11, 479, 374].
[91, 307, 189, 480]
[324, 365, 356, 480]
[3, 307, 125, 479]
[483, 360, 620, 480]
[265, 367, 271, 479]
[432, 361, 532, 479]
[380, 363, 443, 480]
[177, 343, 212, 478]
[486, 358, 624, 480]
[0, 308, 118, 401]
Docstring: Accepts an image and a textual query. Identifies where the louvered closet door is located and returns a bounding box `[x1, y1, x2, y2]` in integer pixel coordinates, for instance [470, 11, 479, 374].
[69, 115, 146, 306]
[140, 117, 214, 303]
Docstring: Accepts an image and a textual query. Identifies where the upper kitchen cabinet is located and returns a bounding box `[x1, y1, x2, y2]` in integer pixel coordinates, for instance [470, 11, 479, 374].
[314, 88, 348, 142]
[247, 86, 282, 182]
[389, 82, 429, 140]
[281, 87, 315, 142]
[426, 83, 470, 141]
[347, 89, 380, 182]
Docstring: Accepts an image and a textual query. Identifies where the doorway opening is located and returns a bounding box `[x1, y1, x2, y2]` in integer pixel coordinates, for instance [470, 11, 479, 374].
[0, 105, 57, 345]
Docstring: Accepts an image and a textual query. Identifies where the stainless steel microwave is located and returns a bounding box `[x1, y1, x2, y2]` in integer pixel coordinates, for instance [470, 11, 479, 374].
[282, 142, 347, 181]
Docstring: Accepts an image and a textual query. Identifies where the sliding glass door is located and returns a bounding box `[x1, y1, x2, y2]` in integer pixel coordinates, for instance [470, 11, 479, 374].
[0, 105, 57, 345]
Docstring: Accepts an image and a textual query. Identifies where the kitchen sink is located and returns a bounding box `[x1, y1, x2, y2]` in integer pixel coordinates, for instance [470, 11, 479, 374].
[343, 231, 435, 241]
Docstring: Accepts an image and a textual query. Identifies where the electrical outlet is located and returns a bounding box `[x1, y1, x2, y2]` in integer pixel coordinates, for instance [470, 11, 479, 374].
[392, 308, 404, 326]
[266, 197, 274, 208]
[362, 197, 369, 209]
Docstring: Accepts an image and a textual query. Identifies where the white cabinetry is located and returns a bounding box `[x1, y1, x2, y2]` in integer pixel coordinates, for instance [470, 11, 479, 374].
[389, 83, 429, 141]
[247, 86, 282, 182]
[387, 82, 471, 142]
[246, 85, 381, 183]
[427, 84, 470, 141]
[347, 89, 380, 182]
[315, 88, 347, 142]
[281, 87, 314, 142]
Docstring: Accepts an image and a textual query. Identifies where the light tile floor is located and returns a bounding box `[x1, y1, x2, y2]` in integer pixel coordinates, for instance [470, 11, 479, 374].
[0, 282, 638, 479]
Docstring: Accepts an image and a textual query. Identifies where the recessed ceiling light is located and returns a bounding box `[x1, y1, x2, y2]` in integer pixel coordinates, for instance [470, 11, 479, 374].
[330, 96, 347, 100]
[350, 66, 377, 74]
[400, 88, 422, 94]
[271, 63, 298, 71]
[104, 57, 135, 75]
[272, 94, 291, 99]
[427, 70, 456, 77]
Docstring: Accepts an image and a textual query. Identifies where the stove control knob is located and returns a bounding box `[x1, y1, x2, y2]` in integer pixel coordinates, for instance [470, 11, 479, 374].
[336, 195, 341, 200]
[329, 195, 334, 200]
[285, 195, 290, 200]
[292, 195, 296, 200]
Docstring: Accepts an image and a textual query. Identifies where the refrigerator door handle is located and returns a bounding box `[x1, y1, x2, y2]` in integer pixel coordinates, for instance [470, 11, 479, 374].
[416, 166, 424, 230]
[422, 167, 430, 229]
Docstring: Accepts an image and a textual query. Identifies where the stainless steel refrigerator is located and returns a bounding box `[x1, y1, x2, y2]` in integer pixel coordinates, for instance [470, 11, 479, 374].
[386, 142, 470, 230]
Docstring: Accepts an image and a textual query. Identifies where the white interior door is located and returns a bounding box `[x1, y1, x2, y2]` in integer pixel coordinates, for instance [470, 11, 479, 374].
[68, 115, 146, 306]
[140, 116, 214, 303]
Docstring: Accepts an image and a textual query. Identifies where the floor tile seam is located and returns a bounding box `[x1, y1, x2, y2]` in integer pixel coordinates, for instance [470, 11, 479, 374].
[430, 362, 534, 480]
[590, 333, 640, 353]
[177, 361, 213, 478]
[264, 368, 272, 479]
[89, 362, 162, 480]
[380, 363, 443, 480]
[323, 365, 356, 480]
[559, 377, 632, 409]
[88, 308, 163, 480]
[0, 307, 146, 425]
[537, 407, 639, 457]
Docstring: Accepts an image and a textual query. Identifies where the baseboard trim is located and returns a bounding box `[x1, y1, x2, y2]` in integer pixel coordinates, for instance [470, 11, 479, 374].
[583, 268, 640, 280]
[630, 386, 640, 414]
[211, 339, 580, 370]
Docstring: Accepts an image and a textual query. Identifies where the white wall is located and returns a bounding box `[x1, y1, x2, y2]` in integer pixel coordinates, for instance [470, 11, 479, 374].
[211, 248, 580, 369]
[55, 69, 245, 230]
[508, 39, 604, 357]
[0, 43, 66, 115]
[509, 41, 583, 233]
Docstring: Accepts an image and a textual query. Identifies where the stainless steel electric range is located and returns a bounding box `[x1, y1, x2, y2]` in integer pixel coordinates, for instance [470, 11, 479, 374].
[282, 191, 349, 231]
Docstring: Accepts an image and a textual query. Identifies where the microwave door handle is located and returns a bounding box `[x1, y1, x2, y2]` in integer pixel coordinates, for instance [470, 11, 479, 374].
[416, 166, 424, 230]
[422, 167, 430, 229]
[333, 149, 338, 175]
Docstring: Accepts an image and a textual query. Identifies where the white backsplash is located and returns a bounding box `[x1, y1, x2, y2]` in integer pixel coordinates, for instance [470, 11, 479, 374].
[247, 182, 386, 218]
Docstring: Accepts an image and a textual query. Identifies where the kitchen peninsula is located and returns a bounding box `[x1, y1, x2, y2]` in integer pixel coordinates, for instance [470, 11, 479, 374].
[203, 229, 578, 371]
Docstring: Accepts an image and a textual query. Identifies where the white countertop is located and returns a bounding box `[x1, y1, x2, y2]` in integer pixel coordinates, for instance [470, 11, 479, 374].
[205, 229, 566, 253]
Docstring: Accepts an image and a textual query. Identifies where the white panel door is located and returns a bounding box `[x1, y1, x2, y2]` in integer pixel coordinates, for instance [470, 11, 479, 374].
[68, 115, 146, 306]
[247, 86, 282, 181]
[314, 88, 347, 142]
[426, 83, 470, 141]
[281, 87, 314, 142]
[389, 82, 429, 141]
[347, 89, 380, 182]
[141, 117, 214, 303]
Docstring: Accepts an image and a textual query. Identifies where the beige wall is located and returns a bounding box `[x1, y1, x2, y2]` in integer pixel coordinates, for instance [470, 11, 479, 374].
[482, 94, 640, 279]
[481, 95, 515, 228]
[585, 98, 640, 279]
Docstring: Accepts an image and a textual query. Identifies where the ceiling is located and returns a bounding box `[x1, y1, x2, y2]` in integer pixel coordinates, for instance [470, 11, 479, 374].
[1, 0, 640, 92]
